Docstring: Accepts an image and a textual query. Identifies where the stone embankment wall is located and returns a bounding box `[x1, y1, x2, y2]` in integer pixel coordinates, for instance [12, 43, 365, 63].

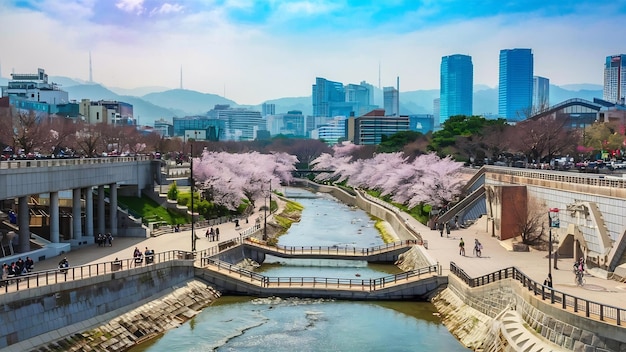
[0, 261, 197, 350]
[30, 280, 219, 352]
[433, 275, 626, 351]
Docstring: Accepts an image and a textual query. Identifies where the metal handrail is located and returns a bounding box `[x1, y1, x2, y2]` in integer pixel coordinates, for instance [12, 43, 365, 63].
[484, 166, 626, 189]
[243, 239, 418, 256]
[449, 262, 625, 326]
[204, 257, 438, 290]
[0, 250, 193, 294]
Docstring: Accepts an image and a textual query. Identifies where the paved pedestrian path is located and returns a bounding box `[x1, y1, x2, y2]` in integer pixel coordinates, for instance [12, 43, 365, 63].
[29, 192, 626, 311]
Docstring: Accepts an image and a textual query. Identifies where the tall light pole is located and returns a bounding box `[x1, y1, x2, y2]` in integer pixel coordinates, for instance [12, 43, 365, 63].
[190, 143, 196, 252]
[263, 184, 267, 241]
[263, 180, 272, 241]
[548, 208, 560, 277]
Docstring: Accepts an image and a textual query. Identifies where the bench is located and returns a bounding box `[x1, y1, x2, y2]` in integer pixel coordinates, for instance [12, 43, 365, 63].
[111, 261, 123, 271]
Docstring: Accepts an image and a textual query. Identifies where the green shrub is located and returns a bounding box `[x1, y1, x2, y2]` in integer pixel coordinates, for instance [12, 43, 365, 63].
[167, 181, 178, 200]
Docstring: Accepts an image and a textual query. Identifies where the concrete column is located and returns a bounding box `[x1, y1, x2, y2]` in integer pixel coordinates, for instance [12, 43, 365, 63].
[49, 192, 60, 243]
[109, 183, 118, 235]
[98, 185, 105, 235]
[72, 188, 82, 240]
[18, 196, 30, 253]
[85, 187, 94, 239]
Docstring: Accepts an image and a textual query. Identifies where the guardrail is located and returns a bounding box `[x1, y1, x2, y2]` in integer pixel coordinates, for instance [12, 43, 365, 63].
[0, 250, 193, 294]
[0, 156, 152, 170]
[484, 165, 626, 189]
[244, 239, 418, 256]
[204, 257, 438, 290]
[450, 262, 625, 326]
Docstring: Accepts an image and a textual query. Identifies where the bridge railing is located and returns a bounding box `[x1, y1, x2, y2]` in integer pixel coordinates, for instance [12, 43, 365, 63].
[0, 250, 193, 294]
[450, 262, 625, 326]
[243, 239, 419, 256]
[0, 156, 152, 170]
[204, 257, 438, 290]
[484, 165, 626, 189]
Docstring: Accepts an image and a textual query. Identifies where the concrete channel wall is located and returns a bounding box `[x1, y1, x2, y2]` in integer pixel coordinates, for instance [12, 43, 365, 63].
[438, 275, 626, 351]
[0, 261, 195, 349]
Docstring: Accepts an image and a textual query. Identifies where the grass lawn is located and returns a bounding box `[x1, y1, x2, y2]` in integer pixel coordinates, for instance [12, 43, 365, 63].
[118, 195, 188, 225]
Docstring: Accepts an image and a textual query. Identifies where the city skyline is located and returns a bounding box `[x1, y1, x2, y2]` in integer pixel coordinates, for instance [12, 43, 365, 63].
[1, 1, 625, 105]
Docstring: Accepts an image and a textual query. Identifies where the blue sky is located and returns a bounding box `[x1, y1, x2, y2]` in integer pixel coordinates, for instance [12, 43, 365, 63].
[2, 0, 626, 104]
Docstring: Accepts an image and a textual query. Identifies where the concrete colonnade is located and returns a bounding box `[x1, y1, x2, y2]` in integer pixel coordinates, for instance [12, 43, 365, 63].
[16, 183, 120, 245]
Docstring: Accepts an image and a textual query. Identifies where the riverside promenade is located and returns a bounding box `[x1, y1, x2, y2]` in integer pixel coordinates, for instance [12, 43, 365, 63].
[29, 197, 626, 311]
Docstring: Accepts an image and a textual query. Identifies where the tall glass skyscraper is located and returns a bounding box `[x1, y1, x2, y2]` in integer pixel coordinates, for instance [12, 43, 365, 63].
[440, 54, 473, 123]
[312, 77, 346, 117]
[498, 48, 534, 121]
[532, 76, 550, 114]
[603, 54, 626, 104]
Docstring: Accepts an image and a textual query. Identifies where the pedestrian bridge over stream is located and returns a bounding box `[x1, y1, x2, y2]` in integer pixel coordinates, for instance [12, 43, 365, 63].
[216, 238, 420, 263]
[193, 239, 445, 300]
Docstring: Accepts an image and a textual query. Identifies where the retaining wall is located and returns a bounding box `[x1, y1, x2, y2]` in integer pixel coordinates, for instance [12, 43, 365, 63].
[435, 275, 626, 351]
[0, 261, 195, 349]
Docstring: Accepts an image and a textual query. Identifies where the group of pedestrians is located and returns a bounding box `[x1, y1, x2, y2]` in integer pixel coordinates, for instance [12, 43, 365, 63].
[205, 227, 220, 241]
[457, 238, 482, 257]
[132, 246, 155, 265]
[1, 257, 35, 284]
[96, 233, 114, 247]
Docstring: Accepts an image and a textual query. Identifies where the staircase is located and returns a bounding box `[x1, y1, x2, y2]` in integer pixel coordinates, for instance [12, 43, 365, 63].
[437, 185, 486, 226]
[499, 310, 566, 352]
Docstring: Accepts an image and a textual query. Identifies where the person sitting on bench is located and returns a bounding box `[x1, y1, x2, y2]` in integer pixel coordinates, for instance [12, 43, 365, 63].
[144, 247, 155, 264]
[133, 247, 143, 264]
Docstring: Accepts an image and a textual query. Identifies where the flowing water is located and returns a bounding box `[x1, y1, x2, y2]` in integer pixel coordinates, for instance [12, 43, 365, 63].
[133, 188, 468, 351]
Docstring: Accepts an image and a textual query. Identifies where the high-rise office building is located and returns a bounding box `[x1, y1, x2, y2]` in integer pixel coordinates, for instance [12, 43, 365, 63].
[433, 98, 440, 126]
[312, 77, 345, 117]
[261, 103, 275, 116]
[532, 76, 550, 113]
[440, 54, 473, 123]
[345, 83, 376, 116]
[498, 48, 534, 121]
[603, 54, 626, 104]
[383, 78, 399, 116]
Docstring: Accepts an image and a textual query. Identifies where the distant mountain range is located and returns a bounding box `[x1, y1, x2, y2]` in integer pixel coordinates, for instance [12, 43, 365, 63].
[0, 75, 605, 126]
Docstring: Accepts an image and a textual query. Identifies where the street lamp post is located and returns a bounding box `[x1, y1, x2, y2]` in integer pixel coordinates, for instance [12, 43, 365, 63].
[190, 144, 196, 252]
[263, 180, 272, 241]
[548, 208, 560, 277]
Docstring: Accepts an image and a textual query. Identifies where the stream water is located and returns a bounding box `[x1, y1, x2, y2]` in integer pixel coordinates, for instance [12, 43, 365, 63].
[133, 188, 468, 351]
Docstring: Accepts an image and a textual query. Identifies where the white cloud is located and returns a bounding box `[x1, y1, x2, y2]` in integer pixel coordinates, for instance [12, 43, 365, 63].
[150, 3, 184, 16]
[115, 0, 145, 15]
[276, 0, 340, 15]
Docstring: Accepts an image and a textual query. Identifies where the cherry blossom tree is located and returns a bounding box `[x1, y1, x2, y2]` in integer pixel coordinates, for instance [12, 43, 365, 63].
[311, 150, 464, 208]
[193, 151, 298, 210]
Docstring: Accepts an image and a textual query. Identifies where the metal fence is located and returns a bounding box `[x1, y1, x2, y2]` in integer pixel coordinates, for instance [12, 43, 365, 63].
[450, 262, 625, 326]
[1, 250, 193, 294]
[204, 257, 438, 290]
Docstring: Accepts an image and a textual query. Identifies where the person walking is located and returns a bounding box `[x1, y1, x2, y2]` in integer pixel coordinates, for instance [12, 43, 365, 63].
[543, 273, 553, 288]
[474, 239, 482, 257]
[438, 223, 444, 237]
[459, 238, 465, 256]
[445, 223, 451, 237]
